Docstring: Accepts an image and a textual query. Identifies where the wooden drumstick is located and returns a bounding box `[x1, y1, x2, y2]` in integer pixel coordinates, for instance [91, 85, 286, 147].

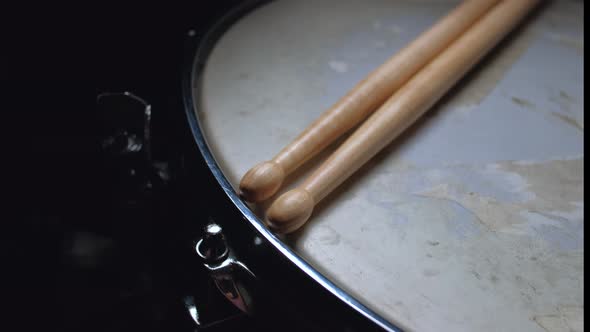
[267, 0, 540, 234]
[239, 0, 501, 202]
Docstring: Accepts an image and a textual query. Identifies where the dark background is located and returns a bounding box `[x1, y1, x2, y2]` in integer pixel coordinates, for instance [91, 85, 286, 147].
[15, 1, 277, 331]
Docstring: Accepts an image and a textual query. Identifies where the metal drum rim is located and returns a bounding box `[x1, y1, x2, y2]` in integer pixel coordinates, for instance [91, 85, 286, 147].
[181, 0, 401, 331]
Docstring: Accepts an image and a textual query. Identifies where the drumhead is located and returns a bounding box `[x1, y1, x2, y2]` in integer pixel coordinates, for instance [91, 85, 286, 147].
[193, 0, 583, 331]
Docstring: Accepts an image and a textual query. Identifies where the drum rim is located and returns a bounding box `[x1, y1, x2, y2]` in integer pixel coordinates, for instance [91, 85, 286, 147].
[181, 1, 401, 331]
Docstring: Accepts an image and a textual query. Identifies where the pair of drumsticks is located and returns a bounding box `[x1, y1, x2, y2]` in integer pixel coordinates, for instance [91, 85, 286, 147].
[239, 0, 540, 234]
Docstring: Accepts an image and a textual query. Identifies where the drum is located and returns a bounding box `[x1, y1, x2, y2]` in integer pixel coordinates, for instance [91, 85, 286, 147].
[184, 0, 583, 331]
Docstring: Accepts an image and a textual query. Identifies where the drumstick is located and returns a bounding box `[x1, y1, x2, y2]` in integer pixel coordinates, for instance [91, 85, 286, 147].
[239, 0, 501, 202]
[267, 0, 540, 234]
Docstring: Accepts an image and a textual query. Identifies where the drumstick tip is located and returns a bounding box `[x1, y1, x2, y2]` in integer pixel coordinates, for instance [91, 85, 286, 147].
[239, 161, 285, 202]
[266, 188, 314, 234]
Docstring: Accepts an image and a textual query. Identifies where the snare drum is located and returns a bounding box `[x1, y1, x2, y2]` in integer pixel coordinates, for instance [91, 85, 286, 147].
[184, 0, 583, 331]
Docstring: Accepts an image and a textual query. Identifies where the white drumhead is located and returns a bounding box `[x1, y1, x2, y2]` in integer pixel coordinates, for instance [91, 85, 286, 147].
[196, 1, 583, 331]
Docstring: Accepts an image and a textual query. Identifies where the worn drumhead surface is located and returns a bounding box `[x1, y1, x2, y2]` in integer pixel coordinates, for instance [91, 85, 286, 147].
[196, 0, 583, 331]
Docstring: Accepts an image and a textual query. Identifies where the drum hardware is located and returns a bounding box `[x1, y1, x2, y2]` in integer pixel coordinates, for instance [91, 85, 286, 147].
[96, 87, 299, 330]
[195, 223, 230, 263]
[183, 295, 202, 325]
[97, 91, 152, 161]
[96, 90, 264, 331]
[97, 91, 174, 198]
[194, 222, 257, 315]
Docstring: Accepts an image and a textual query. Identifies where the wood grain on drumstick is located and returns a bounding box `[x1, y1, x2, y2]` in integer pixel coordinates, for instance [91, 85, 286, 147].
[239, 0, 501, 203]
[267, 0, 541, 234]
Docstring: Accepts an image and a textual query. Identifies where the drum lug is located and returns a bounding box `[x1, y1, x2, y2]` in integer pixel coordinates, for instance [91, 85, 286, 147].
[195, 222, 256, 314]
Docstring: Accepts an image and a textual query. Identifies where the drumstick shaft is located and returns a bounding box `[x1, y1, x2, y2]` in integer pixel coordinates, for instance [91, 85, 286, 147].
[268, 0, 540, 233]
[239, 0, 501, 202]
[273, 0, 500, 174]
